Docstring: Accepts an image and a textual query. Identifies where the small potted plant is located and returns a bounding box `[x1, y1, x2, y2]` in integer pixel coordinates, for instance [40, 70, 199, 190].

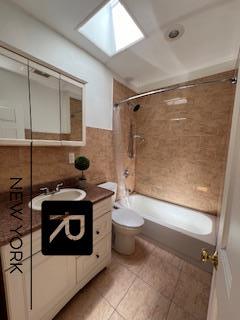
[74, 156, 90, 188]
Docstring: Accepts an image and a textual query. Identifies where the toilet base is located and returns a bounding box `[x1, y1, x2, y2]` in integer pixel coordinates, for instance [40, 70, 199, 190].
[112, 223, 143, 255]
[113, 232, 136, 255]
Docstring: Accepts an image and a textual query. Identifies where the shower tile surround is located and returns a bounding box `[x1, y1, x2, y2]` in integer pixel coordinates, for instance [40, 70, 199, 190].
[135, 71, 235, 215]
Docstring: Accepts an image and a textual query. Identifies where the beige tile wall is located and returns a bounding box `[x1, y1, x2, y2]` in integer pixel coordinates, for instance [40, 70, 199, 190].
[135, 71, 235, 215]
[0, 127, 115, 194]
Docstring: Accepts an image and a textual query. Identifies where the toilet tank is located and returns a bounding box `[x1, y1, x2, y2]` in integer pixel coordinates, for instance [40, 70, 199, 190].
[97, 182, 117, 205]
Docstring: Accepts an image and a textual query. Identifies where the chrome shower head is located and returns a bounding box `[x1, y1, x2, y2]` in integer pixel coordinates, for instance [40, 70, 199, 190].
[129, 103, 142, 112]
[231, 77, 237, 84]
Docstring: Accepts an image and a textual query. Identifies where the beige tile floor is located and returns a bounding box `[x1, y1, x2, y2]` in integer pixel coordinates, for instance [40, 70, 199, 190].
[54, 236, 212, 320]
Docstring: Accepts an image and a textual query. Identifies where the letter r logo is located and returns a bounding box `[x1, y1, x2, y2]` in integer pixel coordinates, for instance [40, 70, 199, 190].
[41, 201, 93, 256]
[49, 215, 86, 243]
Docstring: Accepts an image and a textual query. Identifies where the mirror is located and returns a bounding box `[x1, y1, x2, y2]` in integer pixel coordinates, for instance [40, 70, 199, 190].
[0, 50, 30, 141]
[29, 62, 61, 142]
[60, 75, 84, 143]
[0, 46, 85, 146]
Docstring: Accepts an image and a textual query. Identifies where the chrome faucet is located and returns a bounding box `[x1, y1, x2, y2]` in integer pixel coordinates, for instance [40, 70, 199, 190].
[55, 183, 63, 192]
[40, 182, 64, 195]
[124, 169, 129, 178]
[40, 187, 50, 195]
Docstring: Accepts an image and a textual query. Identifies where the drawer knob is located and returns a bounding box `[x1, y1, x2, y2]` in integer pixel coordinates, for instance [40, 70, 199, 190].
[96, 254, 100, 259]
[96, 230, 100, 235]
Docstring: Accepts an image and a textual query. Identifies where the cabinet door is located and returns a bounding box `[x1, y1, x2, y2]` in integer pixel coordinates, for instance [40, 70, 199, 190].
[60, 75, 86, 146]
[4, 253, 76, 320]
[0, 46, 86, 146]
[77, 234, 111, 283]
[29, 61, 61, 146]
[0, 47, 31, 145]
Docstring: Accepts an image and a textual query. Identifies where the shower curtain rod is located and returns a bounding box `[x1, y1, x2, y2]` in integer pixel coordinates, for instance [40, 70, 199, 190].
[114, 75, 237, 107]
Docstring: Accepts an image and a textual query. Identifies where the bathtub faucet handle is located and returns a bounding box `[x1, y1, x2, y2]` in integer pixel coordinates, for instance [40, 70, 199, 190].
[124, 169, 129, 178]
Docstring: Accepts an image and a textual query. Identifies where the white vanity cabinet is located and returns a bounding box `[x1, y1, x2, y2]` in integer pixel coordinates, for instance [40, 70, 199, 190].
[4, 254, 76, 320]
[1, 197, 112, 320]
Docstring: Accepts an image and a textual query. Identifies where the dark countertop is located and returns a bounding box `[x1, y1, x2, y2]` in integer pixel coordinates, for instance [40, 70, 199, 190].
[0, 179, 113, 247]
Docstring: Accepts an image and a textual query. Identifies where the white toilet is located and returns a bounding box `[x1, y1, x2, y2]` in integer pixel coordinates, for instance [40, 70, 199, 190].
[98, 182, 144, 255]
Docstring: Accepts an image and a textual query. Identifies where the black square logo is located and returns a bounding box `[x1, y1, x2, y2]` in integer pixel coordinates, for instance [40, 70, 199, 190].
[41, 200, 93, 255]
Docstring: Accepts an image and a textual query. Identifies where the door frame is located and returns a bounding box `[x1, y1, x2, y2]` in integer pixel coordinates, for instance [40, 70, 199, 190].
[207, 66, 240, 319]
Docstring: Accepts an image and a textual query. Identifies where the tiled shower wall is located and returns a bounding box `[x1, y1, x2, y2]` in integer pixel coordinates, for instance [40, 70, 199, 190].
[135, 71, 235, 215]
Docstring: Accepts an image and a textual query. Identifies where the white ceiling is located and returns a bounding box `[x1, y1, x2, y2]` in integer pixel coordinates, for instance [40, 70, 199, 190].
[10, 0, 240, 92]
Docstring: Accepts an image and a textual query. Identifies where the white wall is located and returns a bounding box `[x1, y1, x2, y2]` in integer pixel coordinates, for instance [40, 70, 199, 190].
[0, 0, 113, 130]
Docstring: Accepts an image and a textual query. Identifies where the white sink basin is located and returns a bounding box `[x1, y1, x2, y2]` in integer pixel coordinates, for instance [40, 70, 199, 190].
[29, 188, 86, 211]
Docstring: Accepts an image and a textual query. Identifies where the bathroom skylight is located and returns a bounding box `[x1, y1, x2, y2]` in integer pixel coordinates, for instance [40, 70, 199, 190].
[78, 0, 144, 56]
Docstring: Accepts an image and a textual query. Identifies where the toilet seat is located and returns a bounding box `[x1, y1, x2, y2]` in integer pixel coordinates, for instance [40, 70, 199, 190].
[112, 208, 144, 228]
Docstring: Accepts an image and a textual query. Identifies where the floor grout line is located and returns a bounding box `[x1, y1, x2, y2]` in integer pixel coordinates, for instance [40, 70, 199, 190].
[164, 260, 184, 320]
[108, 308, 116, 320]
[135, 271, 178, 303]
[112, 251, 153, 276]
[134, 248, 183, 302]
[114, 275, 138, 318]
[170, 267, 208, 320]
[92, 258, 137, 317]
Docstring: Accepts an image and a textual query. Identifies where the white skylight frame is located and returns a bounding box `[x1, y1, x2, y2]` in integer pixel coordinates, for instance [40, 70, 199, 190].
[77, 0, 144, 57]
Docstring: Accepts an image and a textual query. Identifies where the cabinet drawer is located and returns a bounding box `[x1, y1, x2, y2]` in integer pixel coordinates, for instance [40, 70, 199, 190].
[93, 198, 112, 219]
[93, 212, 111, 244]
[77, 235, 111, 283]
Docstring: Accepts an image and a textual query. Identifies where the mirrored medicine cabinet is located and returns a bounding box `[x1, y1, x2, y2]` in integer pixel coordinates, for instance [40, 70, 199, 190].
[0, 45, 86, 146]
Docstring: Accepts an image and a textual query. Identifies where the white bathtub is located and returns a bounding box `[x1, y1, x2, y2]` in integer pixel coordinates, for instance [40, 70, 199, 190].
[118, 194, 217, 271]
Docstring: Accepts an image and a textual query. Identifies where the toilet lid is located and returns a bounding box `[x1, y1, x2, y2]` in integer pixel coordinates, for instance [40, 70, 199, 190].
[112, 208, 144, 228]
